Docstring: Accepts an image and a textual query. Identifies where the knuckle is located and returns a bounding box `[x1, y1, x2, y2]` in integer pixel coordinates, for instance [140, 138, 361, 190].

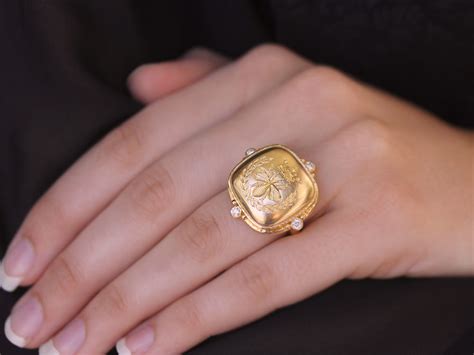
[234, 259, 275, 302]
[91, 283, 132, 316]
[45, 255, 85, 296]
[300, 65, 348, 88]
[174, 297, 207, 333]
[179, 211, 225, 262]
[345, 118, 397, 164]
[232, 44, 306, 100]
[21, 194, 67, 246]
[340, 119, 418, 219]
[244, 43, 295, 62]
[100, 121, 144, 168]
[288, 66, 356, 107]
[127, 162, 176, 219]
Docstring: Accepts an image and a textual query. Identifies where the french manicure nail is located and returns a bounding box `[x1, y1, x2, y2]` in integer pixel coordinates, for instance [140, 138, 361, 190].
[39, 318, 86, 355]
[4, 297, 44, 348]
[39, 340, 60, 355]
[116, 324, 154, 355]
[0, 261, 21, 292]
[0, 238, 35, 292]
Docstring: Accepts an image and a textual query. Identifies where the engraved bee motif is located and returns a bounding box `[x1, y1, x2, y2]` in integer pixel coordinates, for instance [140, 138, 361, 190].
[251, 169, 289, 202]
[240, 156, 299, 213]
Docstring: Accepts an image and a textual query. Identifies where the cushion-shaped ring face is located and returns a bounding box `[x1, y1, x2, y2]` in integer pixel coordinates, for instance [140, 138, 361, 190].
[228, 144, 318, 233]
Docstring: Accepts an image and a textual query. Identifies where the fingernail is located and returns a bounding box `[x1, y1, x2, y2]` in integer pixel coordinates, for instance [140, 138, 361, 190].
[4, 297, 44, 348]
[0, 238, 35, 292]
[116, 324, 154, 355]
[39, 318, 86, 355]
[39, 340, 60, 355]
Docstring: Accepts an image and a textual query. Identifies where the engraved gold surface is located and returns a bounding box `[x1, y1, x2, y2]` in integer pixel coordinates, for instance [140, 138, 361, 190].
[228, 144, 319, 233]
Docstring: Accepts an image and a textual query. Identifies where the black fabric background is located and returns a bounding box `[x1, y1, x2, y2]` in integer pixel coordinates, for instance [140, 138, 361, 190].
[0, 0, 473, 354]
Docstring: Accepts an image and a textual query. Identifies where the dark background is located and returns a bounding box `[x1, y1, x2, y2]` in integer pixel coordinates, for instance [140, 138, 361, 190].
[0, 0, 473, 354]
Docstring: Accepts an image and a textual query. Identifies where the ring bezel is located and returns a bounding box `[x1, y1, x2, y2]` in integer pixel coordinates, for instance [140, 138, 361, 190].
[227, 144, 318, 234]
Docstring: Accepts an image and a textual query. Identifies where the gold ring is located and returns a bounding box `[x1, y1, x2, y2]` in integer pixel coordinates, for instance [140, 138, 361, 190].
[227, 144, 319, 234]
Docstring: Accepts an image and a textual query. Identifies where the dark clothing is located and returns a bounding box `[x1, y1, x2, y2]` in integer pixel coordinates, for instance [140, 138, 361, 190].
[0, 1, 473, 354]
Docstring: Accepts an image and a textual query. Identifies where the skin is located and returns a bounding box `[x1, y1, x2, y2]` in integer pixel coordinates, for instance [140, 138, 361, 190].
[2, 44, 473, 354]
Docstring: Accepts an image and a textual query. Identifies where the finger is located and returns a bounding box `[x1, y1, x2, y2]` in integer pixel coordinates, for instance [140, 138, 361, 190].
[120, 211, 359, 354]
[128, 47, 228, 103]
[0, 44, 311, 292]
[38, 192, 277, 353]
[38, 121, 366, 353]
[8, 66, 360, 349]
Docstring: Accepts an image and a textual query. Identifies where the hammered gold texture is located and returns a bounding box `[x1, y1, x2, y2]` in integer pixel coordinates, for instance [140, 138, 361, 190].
[228, 145, 319, 234]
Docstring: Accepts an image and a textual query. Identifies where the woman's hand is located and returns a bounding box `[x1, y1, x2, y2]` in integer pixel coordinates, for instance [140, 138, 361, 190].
[1, 45, 472, 354]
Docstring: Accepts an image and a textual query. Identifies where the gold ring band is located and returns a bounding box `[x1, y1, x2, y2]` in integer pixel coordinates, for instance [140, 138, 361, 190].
[227, 144, 319, 234]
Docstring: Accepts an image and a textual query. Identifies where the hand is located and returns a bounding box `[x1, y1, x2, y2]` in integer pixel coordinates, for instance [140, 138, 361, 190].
[1, 45, 472, 354]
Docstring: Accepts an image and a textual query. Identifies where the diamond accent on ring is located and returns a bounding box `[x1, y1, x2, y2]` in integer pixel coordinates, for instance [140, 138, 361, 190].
[245, 148, 256, 156]
[290, 217, 304, 231]
[304, 161, 316, 173]
[230, 206, 242, 218]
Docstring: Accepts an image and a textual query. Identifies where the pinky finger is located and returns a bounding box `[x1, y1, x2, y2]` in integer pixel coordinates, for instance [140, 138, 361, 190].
[128, 47, 228, 103]
[116, 212, 360, 355]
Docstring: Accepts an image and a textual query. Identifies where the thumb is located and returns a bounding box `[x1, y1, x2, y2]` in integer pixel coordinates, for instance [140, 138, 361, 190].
[128, 47, 228, 104]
